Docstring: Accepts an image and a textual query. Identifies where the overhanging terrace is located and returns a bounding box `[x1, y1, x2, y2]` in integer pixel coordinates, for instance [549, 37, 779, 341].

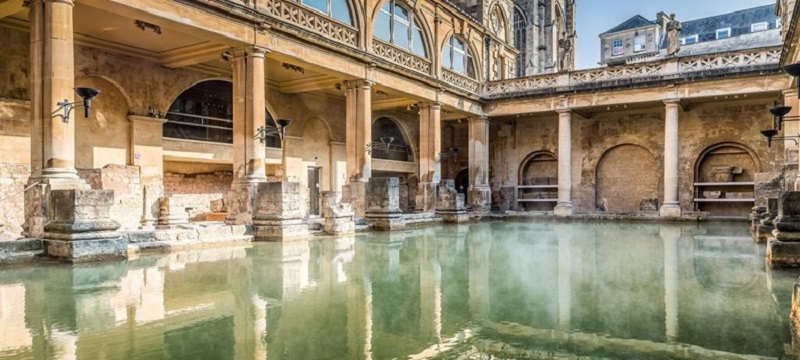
[483, 46, 783, 101]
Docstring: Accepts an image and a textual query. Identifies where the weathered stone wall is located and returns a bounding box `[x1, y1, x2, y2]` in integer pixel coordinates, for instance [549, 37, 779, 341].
[489, 100, 783, 215]
[164, 172, 232, 195]
[77, 165, 143, 231]
[0, 163, 30, 240]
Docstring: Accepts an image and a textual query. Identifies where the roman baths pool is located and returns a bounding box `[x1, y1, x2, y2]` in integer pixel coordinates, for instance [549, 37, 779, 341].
[0, 221, 797, 359]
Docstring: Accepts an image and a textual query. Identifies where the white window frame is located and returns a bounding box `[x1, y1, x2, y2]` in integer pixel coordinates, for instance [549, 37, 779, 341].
[611, 39, 624, 56]
[633, 34, 646, 53]
[777, 18, 783, 29]
[681, 35, 698, 45]
[715, 28, 731, 40]
[751, 22, 768, 32]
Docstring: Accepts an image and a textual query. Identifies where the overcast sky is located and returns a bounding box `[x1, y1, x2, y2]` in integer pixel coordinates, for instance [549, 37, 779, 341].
[575, 0, 776, 69]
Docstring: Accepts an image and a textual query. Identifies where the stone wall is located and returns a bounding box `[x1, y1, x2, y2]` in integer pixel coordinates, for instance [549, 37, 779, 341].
[78, 165, 143, 231]
[164, 171, 232, 217]
[0, 163, 30, 240]
[489, 100, 784, 215]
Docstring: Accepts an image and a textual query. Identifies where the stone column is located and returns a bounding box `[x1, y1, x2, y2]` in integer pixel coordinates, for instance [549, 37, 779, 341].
[226, 46, 268, 225]
[783, 89, 800, 190]
[554, 109, 574, 216]
[467, 116, 491, 212]
[416, 102, 441, 213]
[25, 0, 86, 238]
[661, 99, 682, 218]
[29, 0, 78, 181]
[343, 80, 372, 219]
[365, 177, 404, 231]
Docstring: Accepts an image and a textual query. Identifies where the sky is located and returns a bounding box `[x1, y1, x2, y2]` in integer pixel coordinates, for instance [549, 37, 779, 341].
[575, 0, 775, 69]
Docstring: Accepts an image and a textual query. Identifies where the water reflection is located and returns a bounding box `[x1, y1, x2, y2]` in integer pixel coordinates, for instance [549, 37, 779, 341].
[0, 221, 795, 359]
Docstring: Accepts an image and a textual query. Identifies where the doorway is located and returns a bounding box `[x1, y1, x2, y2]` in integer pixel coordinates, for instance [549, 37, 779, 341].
[308, 167, 321, 216]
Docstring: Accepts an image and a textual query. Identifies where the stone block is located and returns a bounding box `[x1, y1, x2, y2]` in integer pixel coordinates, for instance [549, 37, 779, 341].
[366, 178, 404, 231]
[225, 182, 258, 225]
[43, 189, 125, 262]
[659, 204, 681, 218]
[322, 191, 354, 236]
[754, 172, 782, 207]
[767, 238, 800, 268]
[158, 196, 190, 228]
[415, 182, 436, 213]
[436, 180, 468, 223]
[469, 186, 491, 213]
[253, 182, 309, 241]
[342, 181, 366, 219]
[774, 192, 800, 242]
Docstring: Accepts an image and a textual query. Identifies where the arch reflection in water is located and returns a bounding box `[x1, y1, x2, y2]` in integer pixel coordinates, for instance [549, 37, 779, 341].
[0, 221, 795, 359]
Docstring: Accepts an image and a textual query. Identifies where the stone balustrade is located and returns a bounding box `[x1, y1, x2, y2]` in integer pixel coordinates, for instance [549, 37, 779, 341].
[484, 47, 782, 99]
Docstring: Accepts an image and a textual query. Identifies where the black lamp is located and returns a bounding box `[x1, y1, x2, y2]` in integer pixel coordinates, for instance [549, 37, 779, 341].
[761, 129, 779, 147]
[277, 118, 292, 141]
[55, 87, 101, 123]
[785, 63, 800, 97]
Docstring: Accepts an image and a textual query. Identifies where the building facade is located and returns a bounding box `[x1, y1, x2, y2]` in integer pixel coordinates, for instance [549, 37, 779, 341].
[0, 0, 793, 241]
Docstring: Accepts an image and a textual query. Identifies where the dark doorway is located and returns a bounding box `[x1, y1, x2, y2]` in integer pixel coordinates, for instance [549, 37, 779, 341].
[308, 167, 321, 216]
[455, 168, 469, 194]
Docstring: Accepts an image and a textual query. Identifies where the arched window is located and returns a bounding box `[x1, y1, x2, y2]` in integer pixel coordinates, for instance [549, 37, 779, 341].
[372, 117, 413, 162]
[375, 0, 427, 57]
[514, 8, 526, 77]
[442, 36, 476, 77]
[490, 7, 507, 42]
[165, 80, 281, 147]
[300, 0, 353, 25]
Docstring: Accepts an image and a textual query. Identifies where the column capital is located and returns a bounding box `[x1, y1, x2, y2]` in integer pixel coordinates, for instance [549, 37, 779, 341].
[467, 116, 489, 124]
[229, 45, 269, 59]
[663, 98, 682, 106]
[555, 108, 572, 115]
[783, 89, 799, 99]
[418, 101, 442, 111]
[42, 0, 75, 6]
[342, 79, 374, 90]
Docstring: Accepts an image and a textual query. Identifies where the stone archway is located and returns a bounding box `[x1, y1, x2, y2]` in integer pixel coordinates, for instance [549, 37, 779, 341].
[595, 144, 660, 212]
[75, 76, 131, 169]
[693, 143, 759, 216]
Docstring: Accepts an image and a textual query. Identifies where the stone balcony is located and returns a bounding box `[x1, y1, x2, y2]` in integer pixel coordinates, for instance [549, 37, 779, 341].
[483, 47, 783, 100]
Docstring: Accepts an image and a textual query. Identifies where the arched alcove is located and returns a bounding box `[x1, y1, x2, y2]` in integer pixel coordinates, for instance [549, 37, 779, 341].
[517, 151, 558, 211]
[596, 144, 660, 213]
[302, 117, 332, 216]
[371, 117, 413, 162]
[75, 76, 131, 169]
[693, 143, 759, 216]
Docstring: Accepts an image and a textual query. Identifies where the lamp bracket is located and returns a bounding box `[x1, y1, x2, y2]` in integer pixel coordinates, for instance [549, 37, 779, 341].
[54, 99, 84, 123]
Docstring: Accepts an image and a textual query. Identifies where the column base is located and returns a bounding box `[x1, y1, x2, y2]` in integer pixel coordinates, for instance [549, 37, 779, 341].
[469, 187, 491, 213]
[367, 214, 405, 231]
[415, 182, 437, 213]
[44, 237, 127, 262]
[342, 181, 366, 220]
[225, 182, 259, 225]
[554, 202, 574, 217]
[253, 218, 309, 242]
[767, 237, 800, 268]
[660, 204, 682, 218]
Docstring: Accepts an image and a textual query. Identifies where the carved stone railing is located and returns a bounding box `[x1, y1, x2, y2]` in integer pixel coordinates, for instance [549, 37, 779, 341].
[372, 39, 432, 75]
[262, 0, 358, 47]
[441, 69, 480, 94]
[484, 47, 782, 99]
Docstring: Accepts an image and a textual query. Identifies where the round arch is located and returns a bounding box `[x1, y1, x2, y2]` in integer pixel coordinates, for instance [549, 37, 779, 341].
[595, 144, 661, 212]
[74, 76, 131, 169]
[371, 116, 417, 163]
[693, 142, 762, 182]
[693, 142, 760, 215]
[76, 74, 133, 111]
[370, 0, 435, 62]
[486, 1, 511, 42]
[518, 150, 557, 185]
[439, 30, 483, 81]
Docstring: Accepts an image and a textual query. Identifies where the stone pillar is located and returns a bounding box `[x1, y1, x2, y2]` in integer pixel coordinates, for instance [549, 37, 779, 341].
[467, 116, 491, 212]
[43, 189, 125, 262]
[253, 182, 309, 242]
[661, 226, 680, 342]
[365, 177, 404, 231]
[554, 109, 574, 216]
[226, 46, 268, 225]
[25, 0, 89, 238]
[417, 102, 441, 213]
[322, 191, 355, 235]
[157, 196, 190, 228]
[435, 180, 468, 223]
[30, 0, 78, 180]
[661, 99, 682, 218]
[767, 192, 800, 267]
[756, 198, 779, 244]
[343, 80, 372, 219]
[782, 89, 800, 190]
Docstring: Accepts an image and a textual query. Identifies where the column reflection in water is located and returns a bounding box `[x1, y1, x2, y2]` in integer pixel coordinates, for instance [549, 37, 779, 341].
[555, 224, 572, 331]
[0, 284, 32, 353]
[661, 225, 681, 342]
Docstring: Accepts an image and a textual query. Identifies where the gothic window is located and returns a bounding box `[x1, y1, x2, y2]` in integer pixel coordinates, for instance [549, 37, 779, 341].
[514, 8, 526, 77]
[442, 36, 476, 77]
[375, 0, 427, 57]
[490, 7, 506, 41]
[300, 0, 353, 25]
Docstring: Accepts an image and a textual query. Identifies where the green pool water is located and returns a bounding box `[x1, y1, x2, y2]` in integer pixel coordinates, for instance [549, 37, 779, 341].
[0, 221, 796, 359]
